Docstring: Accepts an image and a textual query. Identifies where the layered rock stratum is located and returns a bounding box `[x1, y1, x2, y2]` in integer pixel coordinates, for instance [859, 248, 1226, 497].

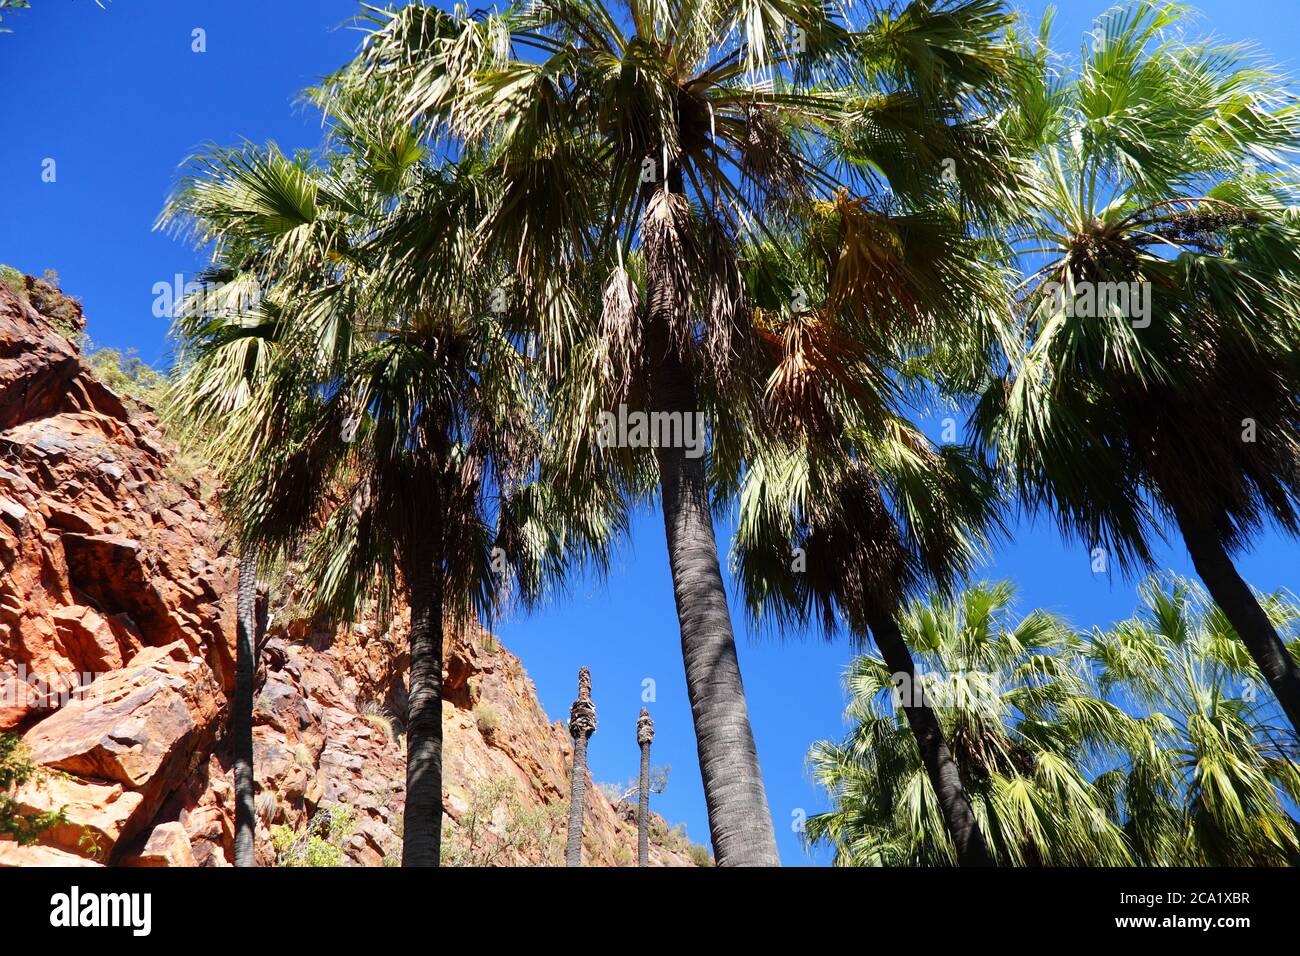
[0, 278, 696, 866]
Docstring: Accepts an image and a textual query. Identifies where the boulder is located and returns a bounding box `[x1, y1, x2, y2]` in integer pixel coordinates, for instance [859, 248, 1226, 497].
[121, 822, 197, 868]
[21, 643, 220, 850]
[0, 841, 104, 866]
[10, 775, 143, 858]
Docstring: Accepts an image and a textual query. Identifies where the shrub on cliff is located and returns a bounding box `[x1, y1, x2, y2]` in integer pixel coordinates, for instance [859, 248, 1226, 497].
[441, 778, 566, 866]
[0, 734, 66, 846]
[85, 346, 166, 406]
[271, 803, 356, 867]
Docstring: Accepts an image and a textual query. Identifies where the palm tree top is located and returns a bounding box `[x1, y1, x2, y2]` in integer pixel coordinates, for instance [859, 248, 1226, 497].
[570, 666, 598, 738]
[976, 0, 1300, 571]
[637, 706, 655, 745]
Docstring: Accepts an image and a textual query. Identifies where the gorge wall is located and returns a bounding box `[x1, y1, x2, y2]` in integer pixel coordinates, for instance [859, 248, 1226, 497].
[0, 277, 699, 867]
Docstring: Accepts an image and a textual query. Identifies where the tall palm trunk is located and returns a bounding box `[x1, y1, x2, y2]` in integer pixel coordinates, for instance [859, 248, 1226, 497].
[565, 667, 596, 866]
[642, 185, 779, 867]
[232, 545, 259, 867]
[1171, 501, 1300, 733]
[649, 345, 780, 866]
[637, 707, 654, 867]
[402, 539, 444, 867]
[864, 607, 994, 867]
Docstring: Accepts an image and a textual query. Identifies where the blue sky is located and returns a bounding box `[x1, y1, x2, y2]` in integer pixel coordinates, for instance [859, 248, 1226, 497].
[1, 0, 1297, 866]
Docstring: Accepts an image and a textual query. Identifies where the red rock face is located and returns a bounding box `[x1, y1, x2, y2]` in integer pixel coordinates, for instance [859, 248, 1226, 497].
[0, 281, 700, 867]
[0, 282, 238, 734]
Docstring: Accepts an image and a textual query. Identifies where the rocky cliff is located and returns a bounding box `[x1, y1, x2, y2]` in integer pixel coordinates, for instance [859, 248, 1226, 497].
[0, 277, 698, 867]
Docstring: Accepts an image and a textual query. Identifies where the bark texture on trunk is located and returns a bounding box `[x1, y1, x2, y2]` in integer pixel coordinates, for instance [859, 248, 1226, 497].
[650, 343, 780, 867]
[565, 735, 590, 866]
[232, 546, 259, 868]
[1172, 502, 1300, 733]
[638, 172, 778, 866]
[865, 607, 994, 867]
[637, 707, 654, 867]
[401, 546, 444, 867]
[565, 667, 596, 867]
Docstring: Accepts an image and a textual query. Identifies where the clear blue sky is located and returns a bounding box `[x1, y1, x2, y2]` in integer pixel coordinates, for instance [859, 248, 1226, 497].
[2, 0, 1296, 866]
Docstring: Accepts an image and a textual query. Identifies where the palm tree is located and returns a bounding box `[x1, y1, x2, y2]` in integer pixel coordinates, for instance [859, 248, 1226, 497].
[351, 0, 1024, 865]
[161, 96, 616, 866]
[1088, 576, 1300, 865]
[636, 707, 654, 867]
[978, 2, 1300, 731]
[231, 550, 259, 866]
[736, 443, 999, 866]
[565, 667, 597, 866]
[727, 184, 1018, 866]
[159, 249, 287, 868]
[806, 582, 1133, 866]
[809, 577, 1300, 866]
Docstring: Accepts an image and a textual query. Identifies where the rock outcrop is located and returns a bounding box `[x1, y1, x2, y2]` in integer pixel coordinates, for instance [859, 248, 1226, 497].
[0, 278, 698, 867]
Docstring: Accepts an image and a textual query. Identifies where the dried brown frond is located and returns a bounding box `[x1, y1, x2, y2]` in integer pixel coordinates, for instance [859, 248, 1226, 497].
[827, 191, 919, 333]
[597, 265, 642, 401]
[641, 188, 698, 357]
[756, 306, 892, 440]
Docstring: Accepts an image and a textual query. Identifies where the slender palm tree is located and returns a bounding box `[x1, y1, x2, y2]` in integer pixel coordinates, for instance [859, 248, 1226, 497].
[1088, 576, 1300, 865]
[978, 2, 1300, 731]
[636, 707, 654, 867]
[806, 582, 1134, 866]
[726, 187, 1017, 865]
[160, 251, 286, 868]
[736, 443, 1000, 866]
[231, 550, 259, 866]
[565, 667, 597, 866]
[350, 0, 1024, 864]
[161, 96, 618, 866]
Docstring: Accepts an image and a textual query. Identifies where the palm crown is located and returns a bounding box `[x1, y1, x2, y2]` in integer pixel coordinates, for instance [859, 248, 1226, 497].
[977, 1, 1300, 732]
[808, 577, 1300, 866]
[807, 582, 1133, 866]
[160, 90, 621, 865]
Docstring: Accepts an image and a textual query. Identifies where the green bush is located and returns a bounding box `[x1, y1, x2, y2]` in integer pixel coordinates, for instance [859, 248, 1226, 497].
[29, 270, 79, 326]
[441, 778, 566, 866]
[0, 733, 67, 846]
[271, 804, 356, 867]
[688, 842, 714, 867]
[86, 346, 166, 406]
[0, 264, 25, 300]
[474, 703, 501, 737]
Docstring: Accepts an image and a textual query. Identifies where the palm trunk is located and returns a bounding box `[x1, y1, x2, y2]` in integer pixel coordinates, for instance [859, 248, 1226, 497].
[232, 546, 259, 867]
[650, 348, 779, 866]
[864, 607, 994, 867]
[637, 708, 654, 867]
[1171, 501, 1300, 733]
[401, 545, 444, 867]
[565, 667, 596, 867]
[639, 174, 778, 867]
[565, 735, 590, 866]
